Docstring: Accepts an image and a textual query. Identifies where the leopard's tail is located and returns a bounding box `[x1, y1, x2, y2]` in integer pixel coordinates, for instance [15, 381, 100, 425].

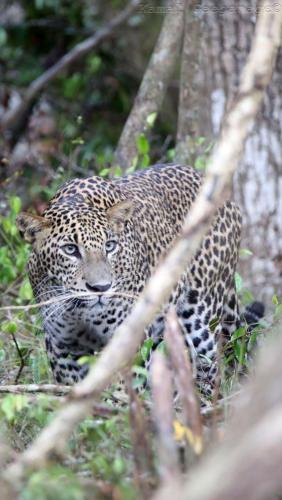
[242, 301, 265, 330]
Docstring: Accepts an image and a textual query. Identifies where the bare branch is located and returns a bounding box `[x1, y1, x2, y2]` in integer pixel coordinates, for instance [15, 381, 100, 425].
[0, 384, 119, 417]
[151, 351, 180, 483]
[0, 0, 141, 145]
[0, 384, 70, 395]
[154, 320, 282, 500]
[113, 1, 185, 170]
[2, 1, 281, 484]
[126, 374, 155, 497]
[164, 309, 203, 454]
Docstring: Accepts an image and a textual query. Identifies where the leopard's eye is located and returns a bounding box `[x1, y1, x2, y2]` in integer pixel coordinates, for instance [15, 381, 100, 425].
[61, 244, 81, 258]
[105, 240, 118, 254]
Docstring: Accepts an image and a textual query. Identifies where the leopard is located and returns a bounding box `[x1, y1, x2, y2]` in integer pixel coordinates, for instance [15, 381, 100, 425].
[16, 164, 263, 395]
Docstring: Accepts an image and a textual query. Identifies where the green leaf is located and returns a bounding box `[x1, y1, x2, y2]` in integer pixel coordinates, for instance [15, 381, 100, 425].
[2, 218, 12, 234]
[140, 338, 154, 362]
[140, 153, 150, 168]
[195, 156, 206, 171]
[196, 136, 206, 146]
[204, 142, 213, 153]
[272, 294, 279, 306]
[99, 168, 110, 177]
[113, 456, 126, 475]
[126, 166, 136, 174]
[88, 55, 102, 74]
[231, 327, 246, 341]
[2, 320, 17, 334]
[274, 303, 282, 321]
[146, 112, 157, 128]
[156, 340, 166, 354]
[235, 272, 243, 293]
[114, 166, 122, 177]
[71, 137, 84, 145]
[9, 196, 22, 215]
[77, 355, 97, 366]
[1, 395, 28, 422]
[167, 148, 176, 161]
[239, 248, 253, 257]
[0, 28, 7, 47]
[19, 280, 33, 301]
[136, 134, 149, 155]
[132, 365, 149, 378]
[131, 156, 138, 170]
[63, 73, 83, 99]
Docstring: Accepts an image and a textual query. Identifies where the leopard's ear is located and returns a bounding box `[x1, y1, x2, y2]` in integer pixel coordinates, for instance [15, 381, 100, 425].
[106, 200, 134, 232]
[16, 212, 51, 244]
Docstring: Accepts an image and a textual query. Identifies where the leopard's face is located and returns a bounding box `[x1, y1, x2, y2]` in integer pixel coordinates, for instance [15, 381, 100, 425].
[17, 199, 139, 318]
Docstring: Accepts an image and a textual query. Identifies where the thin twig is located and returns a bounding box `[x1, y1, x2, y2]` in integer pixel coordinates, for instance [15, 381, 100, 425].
[150, 351, 181, 483]
[125, 374, 155, 497]
[11, 333, 28, 384]
[0, 385, 119, 417]
[0, 384, 71, 395]
[164, 309, 203, 455]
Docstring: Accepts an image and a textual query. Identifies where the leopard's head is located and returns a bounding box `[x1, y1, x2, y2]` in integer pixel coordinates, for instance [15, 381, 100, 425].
[16, 197, 138, 309]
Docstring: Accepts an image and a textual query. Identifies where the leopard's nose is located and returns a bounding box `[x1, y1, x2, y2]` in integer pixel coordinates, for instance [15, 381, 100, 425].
[85, 282, 112, 293]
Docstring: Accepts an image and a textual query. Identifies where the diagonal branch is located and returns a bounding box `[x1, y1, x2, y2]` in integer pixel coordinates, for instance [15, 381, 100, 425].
[2, 0, 281, 486]
[0, 0, 141, 145]
[151, 351, 181, 483]
[112, 1, 185, 171]
[164, 309, 203, 454]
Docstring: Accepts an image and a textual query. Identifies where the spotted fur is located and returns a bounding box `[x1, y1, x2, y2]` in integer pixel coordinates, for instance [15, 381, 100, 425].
[17, 164, 243, 394]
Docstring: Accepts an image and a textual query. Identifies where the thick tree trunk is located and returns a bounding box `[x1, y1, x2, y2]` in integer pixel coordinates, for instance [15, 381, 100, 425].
[202, 0, 282, 306]
[113, 2, 185, 171]
[175, 1, 212, 163]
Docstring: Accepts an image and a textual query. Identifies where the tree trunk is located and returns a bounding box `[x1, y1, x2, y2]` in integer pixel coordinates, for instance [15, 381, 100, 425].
[175, 0, 212, 163]
[202, 0, 282, 306]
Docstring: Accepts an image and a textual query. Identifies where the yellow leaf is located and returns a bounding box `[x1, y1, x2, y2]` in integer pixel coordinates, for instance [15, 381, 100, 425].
[173, 420, 186, 441]
[173, 420, 203, 455]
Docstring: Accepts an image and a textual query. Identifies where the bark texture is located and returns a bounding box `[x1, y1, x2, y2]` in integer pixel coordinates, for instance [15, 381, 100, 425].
[113, 1, 185, 170]
[202, 0, 282, 305]
[175, 0, 212, 163]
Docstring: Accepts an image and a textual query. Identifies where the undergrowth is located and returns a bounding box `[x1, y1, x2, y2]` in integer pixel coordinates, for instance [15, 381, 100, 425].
[0, 193, 280, 499]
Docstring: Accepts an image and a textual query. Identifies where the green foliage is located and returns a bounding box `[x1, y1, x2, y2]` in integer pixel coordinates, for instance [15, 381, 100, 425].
[0, 197, 49, 386]
[22, 466, 84, 500]
[146, 111, 157, 128]
[191, 136, 213, 171]
[0, 200, 140, 496]
[0, 197, 30, 286]
[0, 394, 29, 423]
[0, 27, 7, 46]
[273, 294, 282, 321]
[135, 133, 151, 169]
